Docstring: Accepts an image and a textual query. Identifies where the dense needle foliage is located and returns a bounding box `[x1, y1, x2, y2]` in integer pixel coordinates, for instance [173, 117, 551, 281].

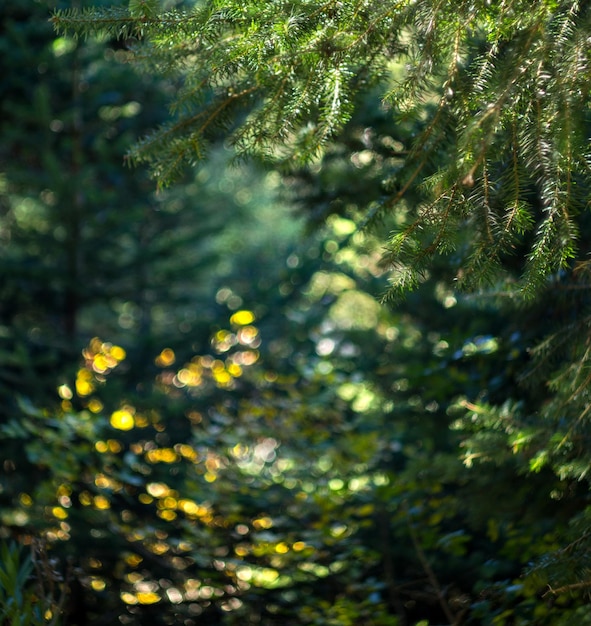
[53, 0, 591, 296]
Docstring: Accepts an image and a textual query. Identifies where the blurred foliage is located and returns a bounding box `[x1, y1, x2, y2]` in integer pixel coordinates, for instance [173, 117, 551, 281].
[3, 1, 591, 626]
[0, 541, 65, 626]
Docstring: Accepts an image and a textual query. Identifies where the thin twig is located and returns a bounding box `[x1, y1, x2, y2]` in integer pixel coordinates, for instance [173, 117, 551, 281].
[405, 505, 460, 625]
[544, 580, 591, 597]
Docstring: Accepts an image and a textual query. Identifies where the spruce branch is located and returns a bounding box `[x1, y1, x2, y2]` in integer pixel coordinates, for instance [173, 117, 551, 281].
[53, 0, 591, 295]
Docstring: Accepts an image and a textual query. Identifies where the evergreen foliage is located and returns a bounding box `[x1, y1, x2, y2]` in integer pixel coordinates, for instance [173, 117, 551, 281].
[53, 0, 591, 297]
[0, 0, 233, 410]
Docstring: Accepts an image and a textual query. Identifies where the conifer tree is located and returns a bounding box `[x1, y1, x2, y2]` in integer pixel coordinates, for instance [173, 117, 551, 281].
[0, 0, 232, 408]
[53, 0, 591, 295]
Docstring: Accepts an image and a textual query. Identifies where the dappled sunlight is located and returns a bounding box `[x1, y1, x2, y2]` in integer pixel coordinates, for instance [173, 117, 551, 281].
[1, 97, 523, 621]
[6, 297, 398, 620]
[150, 312, 261, 395]
[110, 407, 136, 431]
[2, 250, 534, 626]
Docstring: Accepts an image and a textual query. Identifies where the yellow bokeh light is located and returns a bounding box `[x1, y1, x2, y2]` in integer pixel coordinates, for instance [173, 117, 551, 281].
[186, 410, 203, 424]
[147, 541, 169, 555]
[213, 329, 236, 352]
[90, 578, 106, 591]
[92, 354, 111, 373]
[95, 441, 108, 453]
[158, 509, 177, 521]
[230, 310, 255, 326]
[155, 348, 176, 367]
[120, 592, 138, 605]
[52, 507, 68, 520]
[177, 500, 212, 522]
[88, 398, 104, 413]
[19, 493, 33, 507]
[108, 439, 122, 453]
[136, 592, 161, 605]
[275, 542, 289, 554]
[126, 572, 143, 584]
[177, 499, 198, 515]
[215, 329, 230, 342]
[292, 541, 306, 552]
[78, 339, 124, 376]
[134, 413, 149, 427]
[251, 568, 280, 586]
[110, 409, 134, 431]
[231, 443, 249, 458]
[211, 359, 225, 371]
[94, 495, 110, 510]
[175, 444, 198, 461]
[76, 369, 94, 396]
[201, 512, 214, 525]
[109, 345, 126, 361]
[79, 491, 93, 506]
[145, 448, 179, 464]
[212, 369, 232, 385]
[95, 474, 118, 490]
[226, 362, 243, 377]
[163, 496, 177, 509]
[125, 554, 143, 567]
[252, 516, 273, 530]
